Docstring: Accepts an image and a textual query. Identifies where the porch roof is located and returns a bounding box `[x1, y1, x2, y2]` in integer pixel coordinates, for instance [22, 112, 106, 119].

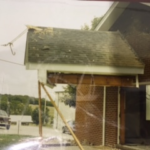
[25, 26, 144, 75]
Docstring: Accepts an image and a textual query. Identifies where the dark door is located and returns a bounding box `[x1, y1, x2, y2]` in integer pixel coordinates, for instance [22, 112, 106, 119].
[125, 86, 146, 144]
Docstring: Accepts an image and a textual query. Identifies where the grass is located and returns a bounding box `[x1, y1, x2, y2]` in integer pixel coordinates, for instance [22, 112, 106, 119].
[0, 134, 34, 150]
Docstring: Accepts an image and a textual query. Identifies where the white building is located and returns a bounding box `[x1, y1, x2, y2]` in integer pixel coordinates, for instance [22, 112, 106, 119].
[53, 91, 75, 131]
[10, 115, 32, 126]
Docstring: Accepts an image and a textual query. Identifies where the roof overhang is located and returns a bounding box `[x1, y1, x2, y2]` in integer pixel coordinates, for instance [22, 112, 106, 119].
[95, 2, 150, 31]
[26, 63, 144, 85]
[95, 2, 129, 31]
[26, 63, 144, 75]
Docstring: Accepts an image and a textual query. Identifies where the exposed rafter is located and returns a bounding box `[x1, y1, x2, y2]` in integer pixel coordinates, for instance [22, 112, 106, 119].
[47, 73, 135, 87]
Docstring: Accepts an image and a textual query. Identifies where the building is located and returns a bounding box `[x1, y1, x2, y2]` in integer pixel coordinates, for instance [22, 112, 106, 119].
[53, 91, 75, 130]
[10, 115, 33, 126]
[24, 25, 145, 147]
[91, 1, 150, 146]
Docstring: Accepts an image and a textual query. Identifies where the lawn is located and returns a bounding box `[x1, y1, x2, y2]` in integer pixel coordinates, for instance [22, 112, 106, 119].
[0, 134, 34, 150]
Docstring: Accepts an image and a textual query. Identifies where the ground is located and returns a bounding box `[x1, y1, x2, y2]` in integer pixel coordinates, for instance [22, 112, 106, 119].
[0, 125, 72, 139]
[0, 125, 120, 150]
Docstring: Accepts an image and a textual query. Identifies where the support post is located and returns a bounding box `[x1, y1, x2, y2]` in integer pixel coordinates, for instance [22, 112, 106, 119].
[117, 87, 120, 144]
[102, 86, 106, 146]
[120, 90, 125, 144]
[38, 81, 43, 137]
[136, 75, 139, 88]
[40, 82, 84, 150]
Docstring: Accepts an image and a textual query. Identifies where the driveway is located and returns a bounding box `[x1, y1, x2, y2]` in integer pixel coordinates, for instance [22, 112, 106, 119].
[0, 125, 73, 140]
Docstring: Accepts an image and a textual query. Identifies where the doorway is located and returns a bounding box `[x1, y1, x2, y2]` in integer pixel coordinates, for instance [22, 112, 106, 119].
[124, 86, 150, 144]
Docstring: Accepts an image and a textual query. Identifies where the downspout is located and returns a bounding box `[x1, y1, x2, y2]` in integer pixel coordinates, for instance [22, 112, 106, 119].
[102, 86, 106, 146]
[117, 87, 120, 144]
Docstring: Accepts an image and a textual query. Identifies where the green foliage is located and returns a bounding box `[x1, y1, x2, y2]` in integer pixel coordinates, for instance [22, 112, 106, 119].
[0, 94, 33, 115]
[81, 23, 90, 30]
[0, 94, 53, 116]
[32, 107, 39, 125]
[81, 16, 103, 31]
[31, 106, 50, 125]
[91, 17, 103, 30]
[62, 84, 76, 107]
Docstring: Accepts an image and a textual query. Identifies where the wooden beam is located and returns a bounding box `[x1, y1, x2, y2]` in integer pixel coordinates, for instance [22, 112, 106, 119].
[47, 73, 134, 87]
[38, 81, 43, 137]
[40, 82, 85, 150]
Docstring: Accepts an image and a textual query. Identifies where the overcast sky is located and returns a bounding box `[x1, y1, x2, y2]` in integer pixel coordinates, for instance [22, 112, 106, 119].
[0, 0, 112, 99]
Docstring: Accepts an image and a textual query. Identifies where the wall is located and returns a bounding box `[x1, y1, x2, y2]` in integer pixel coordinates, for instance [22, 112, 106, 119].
[105, 87, 118, 146]
[75, 85, 103, 145]
[75, 85, 118, 146]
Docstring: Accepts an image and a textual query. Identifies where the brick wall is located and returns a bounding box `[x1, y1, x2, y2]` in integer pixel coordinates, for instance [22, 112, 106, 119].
[75, 85, 118, 146]
[75, 85, 103, 145]
[105, 87, 118, 146]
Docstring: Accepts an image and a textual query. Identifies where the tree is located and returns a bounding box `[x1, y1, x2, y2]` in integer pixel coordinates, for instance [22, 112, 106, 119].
[81, 23, 90, 30]
[91, 17, 103, 30]
[62, 84, 76, 107]
[0, 94, 54, 117]
[81, 16, 103, 31]
[32, 106, 50, 125]
[32, 107, 39, 125]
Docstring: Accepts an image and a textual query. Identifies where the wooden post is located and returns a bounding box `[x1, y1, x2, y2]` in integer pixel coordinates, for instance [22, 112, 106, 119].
[17, 120, 20, 135]
[40, 82, 84, 150]
[38, 81, 43, 137]
[120, 90, 125, 144]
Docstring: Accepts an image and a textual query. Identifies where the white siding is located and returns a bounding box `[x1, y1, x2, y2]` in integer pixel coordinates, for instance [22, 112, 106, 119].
[53, 92, 75, 130]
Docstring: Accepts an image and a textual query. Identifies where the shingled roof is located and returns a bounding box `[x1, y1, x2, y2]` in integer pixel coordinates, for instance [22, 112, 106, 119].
[25, 26, 144, 75]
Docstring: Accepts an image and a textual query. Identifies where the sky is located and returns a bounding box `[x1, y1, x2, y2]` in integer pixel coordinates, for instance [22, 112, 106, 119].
[0, 0, 112, 99]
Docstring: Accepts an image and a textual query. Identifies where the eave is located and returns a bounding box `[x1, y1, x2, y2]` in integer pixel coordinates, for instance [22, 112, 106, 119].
[95, 2, 150, 31]
[25, 62, 144, 87]
[26, 63, 144, 75]
[95, 2, 129, 31]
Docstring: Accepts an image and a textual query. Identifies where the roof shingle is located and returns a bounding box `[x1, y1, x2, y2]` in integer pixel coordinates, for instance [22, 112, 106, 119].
[25, 27, 144, 68]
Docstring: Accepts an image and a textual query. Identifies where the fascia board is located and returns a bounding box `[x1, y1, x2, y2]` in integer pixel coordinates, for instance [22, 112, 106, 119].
[26, 63, 144, 75]
[95, 2, 129, 31]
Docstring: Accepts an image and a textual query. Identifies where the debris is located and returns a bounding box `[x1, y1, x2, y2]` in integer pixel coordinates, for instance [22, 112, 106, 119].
[42, 46, 50, 50]
[26, 25, 43, 31]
